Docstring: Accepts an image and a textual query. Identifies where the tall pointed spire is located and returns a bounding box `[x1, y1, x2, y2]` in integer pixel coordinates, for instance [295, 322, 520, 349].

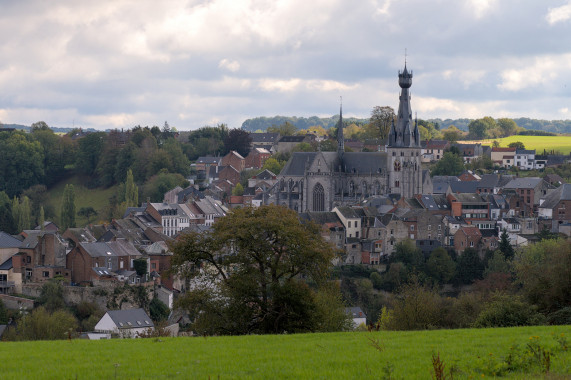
[388, 58, 420, 148]
[337, 96, 344, 158]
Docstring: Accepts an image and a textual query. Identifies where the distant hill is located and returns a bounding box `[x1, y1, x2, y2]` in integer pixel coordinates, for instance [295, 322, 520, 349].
[241, 115, 369, 132]
[0, 123, 98, 134]
[241, 116, 571, 134]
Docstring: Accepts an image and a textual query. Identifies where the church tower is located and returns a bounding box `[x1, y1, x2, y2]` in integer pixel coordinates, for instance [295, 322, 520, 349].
[386, 63, 423, 198]
[337, 101, 344, 161]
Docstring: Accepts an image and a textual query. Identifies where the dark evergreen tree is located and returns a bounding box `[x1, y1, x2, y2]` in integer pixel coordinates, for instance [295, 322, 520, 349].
[499, 229, 514, 260]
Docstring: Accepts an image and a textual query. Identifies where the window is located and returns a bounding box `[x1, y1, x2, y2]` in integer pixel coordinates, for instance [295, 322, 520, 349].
[356, 232, 359, 238]
[348, 221, 351, 228]
[120, 261, 124, 269]
[394, 180, 400, 188]
[438, 225, 441, 231]
[470, 241, 474, 247]
[390, 229, 394, 235]
[410, 225, 414, 231]
[26, 256, 31, 264]
[410, 234, 414, 239]
[42, 271, 49, 278]
[428, 225, 431, 231]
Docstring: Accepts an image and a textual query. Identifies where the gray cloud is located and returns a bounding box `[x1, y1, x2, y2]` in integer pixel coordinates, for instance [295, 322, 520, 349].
[1, 0, 571, 130]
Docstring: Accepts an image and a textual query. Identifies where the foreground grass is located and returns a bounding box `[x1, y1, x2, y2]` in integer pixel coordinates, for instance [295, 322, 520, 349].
[1, 326, 570, 379]
[47, 175, 118, 226]
[463, 135, 571, 155]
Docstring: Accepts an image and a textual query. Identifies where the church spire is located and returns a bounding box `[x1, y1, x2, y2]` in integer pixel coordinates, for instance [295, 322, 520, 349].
[337, 96, 344, 158]
[388, 58, 420, 148]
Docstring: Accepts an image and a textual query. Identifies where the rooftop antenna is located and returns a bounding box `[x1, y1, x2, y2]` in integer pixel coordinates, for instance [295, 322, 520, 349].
[405, 48, 407, 65]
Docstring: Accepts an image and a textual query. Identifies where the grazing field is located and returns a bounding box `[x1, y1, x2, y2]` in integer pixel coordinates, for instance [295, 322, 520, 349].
[47, 176, 117, 226]
[463, 135, 571, 154]
[0, 326, 569, 379]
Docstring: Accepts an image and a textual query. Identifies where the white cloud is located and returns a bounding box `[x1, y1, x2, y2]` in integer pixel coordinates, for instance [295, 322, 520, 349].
[546, 1, 571, 25]
[466, 0, 497, 19]
[498, 57, 559, 91]
[219, 59, 240, 72]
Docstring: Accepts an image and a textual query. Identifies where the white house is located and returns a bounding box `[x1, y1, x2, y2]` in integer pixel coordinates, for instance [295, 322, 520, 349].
[345, 307, 367, 329]
[94, 308, 154, 338]
[515, 149, 536, 170]
[333, 207, 361, 239]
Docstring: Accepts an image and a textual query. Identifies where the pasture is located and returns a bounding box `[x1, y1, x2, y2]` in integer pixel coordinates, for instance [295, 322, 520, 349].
[463, 135, 571, 155]
[0, 325, 569, 379]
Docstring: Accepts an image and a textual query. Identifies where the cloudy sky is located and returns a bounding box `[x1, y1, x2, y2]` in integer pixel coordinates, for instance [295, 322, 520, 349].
[1, 0, 571, 131]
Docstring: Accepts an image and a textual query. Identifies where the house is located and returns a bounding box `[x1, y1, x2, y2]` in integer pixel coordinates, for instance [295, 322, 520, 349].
[476, 174, 515, 195]
[538, 183, 571, 233]
[66, 240, 142, 285]
[221, 150, 245, 172]
[502, 177, 551, 212]
[453, 143, 484, 163]
[447, 193, 489, 222]
[453, 225, 482, 254]
[333, 207, 362, 239]
[249, 132, 280, 152]
[421, 140, 450, 162]
[194, 156, 221, 172]
[345, 307, 367, 328]
[247, 169, 277, 189]
[93, 308, 154, 339]
[218, 165, 241, 186]
[344, 139, 364, 152]
[515, 149, 536, 170]
[34, 221, 59, 232]
[0, 257, 20, 294]
[491, 147, 516, 168]
[543, 174, 564, 187]
[276, 135, 315, 153]
[0, 231, 22, 265]
[244, 147, 271, 169]
[145, 203, 194, 237]
[14, 230, 69, 283]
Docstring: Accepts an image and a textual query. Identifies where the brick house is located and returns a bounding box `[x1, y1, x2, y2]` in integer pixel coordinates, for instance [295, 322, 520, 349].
[502, 177, 551, 212]
[244, 147, 271, 169]
[447, 193, 490, 222]
[453, 226, 482, 254]
[218, 165, 241, 186]
[67, 240, 142, 285]
[221, 150, 245, 172]
[14, 230, 69, 283]
[421, 140, 450, 162]
[538, 183, 571, 233]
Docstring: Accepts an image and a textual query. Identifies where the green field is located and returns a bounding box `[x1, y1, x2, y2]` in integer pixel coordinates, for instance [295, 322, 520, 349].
[1, 326, 569, 379]
[47, 176, 118, 226]
[464, 135, 571, 155]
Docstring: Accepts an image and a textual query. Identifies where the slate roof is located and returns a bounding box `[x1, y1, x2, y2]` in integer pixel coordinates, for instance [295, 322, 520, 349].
[196, 156, 221, 165]
[80, 240, 141, 258]
[0, 232, 22, 248]
[450, 181, 478, 193]
[279, 135, 307, 143]
[106, 308, 154, 329]
[335, 206, 362, 219]
[345, 307, 366, 319]
[249, 132, 280, 143]
[450, 193, 487, 203]
[417, 194, 449, 211]
[254, 169, 276, 180]
[539, 183, 571, 209]
[432, 181, 451, 194]
[504, 177, 543, 189]
[0, 257, 13, 270]
[299, 211, 343, 226]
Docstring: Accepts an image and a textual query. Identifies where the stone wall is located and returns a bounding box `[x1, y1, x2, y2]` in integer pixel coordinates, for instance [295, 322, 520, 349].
[0, 294, 34, 310]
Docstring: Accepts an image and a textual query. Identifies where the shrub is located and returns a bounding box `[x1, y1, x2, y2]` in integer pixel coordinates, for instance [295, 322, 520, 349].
[547, 307, 571, 325]
[473, 294, 546, 328]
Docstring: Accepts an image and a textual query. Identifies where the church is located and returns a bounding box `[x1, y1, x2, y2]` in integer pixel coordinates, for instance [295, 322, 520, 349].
[269, 64, 431, 212]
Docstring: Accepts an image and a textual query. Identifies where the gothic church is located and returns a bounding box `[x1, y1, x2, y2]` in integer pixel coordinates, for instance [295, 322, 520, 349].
[271, 64, 430, 212]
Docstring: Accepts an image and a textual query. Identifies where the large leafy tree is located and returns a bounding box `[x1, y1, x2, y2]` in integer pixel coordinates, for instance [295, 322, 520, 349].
[370, 106, 395, 142]
[76, 132, 106, 177]
[170, 205, 339, 335]
[223, 129, 252, 157]
[0, 131, 44, 197]
[431, 152, 465, 176]
[467, 117, 499, 139]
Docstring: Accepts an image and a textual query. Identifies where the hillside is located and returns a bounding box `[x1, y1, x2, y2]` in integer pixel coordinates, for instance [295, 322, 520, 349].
[0, 326, 568, 378]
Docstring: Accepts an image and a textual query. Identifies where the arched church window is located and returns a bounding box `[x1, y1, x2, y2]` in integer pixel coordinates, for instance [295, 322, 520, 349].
[401, 152, 404, 157]
[361, 181, 368, 196]
[349, 181, 354, 196]
[395, 180, 400, 188]
[394, 160, 401, 172]
[392, 152, 396, 156]
[312, 183, 325, 212]
[374, 181, 381, 195]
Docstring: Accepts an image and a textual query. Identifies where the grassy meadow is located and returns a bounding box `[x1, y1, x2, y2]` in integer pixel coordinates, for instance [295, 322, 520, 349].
[1, 326, 569, 379]
[47, 175, 118, 227]
[463, 135, 571, 154]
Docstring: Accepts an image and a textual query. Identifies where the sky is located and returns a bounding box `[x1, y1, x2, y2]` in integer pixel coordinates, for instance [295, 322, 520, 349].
[1, 0, 571, 131]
